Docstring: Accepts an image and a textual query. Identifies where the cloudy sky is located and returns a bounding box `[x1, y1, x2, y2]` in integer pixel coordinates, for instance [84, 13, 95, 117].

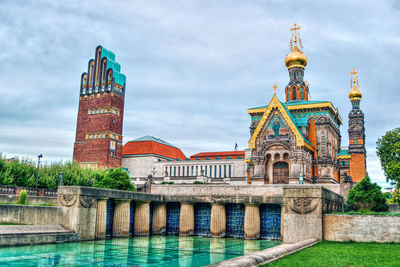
[0, 0, 399, 187]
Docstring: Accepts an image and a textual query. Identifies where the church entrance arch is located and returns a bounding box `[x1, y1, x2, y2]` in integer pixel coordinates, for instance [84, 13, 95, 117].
[273, 162, 289, 184]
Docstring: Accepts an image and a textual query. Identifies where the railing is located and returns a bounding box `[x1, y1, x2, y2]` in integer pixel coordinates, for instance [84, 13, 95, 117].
[0, 185, 57, 197]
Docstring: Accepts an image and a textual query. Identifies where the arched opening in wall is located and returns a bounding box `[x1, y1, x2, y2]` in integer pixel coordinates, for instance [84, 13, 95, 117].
[292, 86, 297, 100]
[300, 86, 305, 100]
[273, 162, 289, 184]
[89, 61, 94, 86]
[283, 153, 289, 161]
[102, 59, 107, 82]
[95, 48, 101, 83]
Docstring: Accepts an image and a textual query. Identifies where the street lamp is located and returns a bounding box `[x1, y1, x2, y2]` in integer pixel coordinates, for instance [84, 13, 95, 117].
[315, 148, 319, 184]
[35, 154, 43, 191]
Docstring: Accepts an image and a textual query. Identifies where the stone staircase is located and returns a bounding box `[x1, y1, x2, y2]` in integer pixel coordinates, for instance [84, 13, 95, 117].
[0, 225, 78, 246]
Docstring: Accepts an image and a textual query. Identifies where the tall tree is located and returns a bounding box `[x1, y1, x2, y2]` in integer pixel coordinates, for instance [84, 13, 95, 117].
[376, 128, 400, 187]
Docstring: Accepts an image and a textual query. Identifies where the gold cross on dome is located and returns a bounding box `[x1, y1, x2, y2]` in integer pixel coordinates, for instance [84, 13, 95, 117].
[273, 83, 278, 94]
[350, 67, 359, 87]
[290, 23, 301, 43]
[350, 68, 358, 77]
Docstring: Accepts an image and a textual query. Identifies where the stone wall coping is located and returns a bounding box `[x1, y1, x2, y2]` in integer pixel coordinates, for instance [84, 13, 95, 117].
[283, 185, 343, 202]
[325, 214, 400, 218]
[207, 238, 319, 266]
[58, 186, 284, 205]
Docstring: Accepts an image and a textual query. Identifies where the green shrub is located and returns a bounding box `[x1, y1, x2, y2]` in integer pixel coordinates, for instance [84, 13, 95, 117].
[193, 181, 203, 184]
[17, 190, 28, 205]
[346, 176, 388, 212]
[94, 168, 136, 191]
[160, 181, 167, 184]
[168, 181, 174, 185]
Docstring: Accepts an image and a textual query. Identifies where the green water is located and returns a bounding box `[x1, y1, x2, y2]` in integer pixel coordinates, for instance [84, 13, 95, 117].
[0, 236, 280, 266]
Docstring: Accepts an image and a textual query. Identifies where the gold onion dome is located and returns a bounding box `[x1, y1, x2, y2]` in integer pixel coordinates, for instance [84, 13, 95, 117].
[349, 84, 362, 100]
[285, 45, 308, 69]
[285, 23, 307, 69]
[349, 68, 362, 100]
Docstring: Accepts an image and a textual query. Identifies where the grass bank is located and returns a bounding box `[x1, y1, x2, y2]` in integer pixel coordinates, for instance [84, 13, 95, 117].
[265, 241, 400, 266]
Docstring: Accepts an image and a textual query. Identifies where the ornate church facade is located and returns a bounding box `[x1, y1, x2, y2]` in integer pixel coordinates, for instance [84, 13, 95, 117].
[246, 24, 366, 184]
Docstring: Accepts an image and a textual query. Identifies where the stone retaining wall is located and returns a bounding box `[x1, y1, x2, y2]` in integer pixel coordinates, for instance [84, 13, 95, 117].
[0, 205, 60, 225]
[324, 214, 400, 242]
[389, 204, 400, 212]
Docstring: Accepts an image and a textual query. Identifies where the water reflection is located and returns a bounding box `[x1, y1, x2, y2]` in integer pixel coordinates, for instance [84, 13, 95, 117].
[0, 236, 280, 267]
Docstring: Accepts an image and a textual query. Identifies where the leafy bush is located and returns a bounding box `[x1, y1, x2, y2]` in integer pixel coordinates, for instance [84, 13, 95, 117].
[94, 168, 136, 191]
[346, 176, 388, 212]
[391, 189, 400, 204]
[0, 155, 135, 191]
[17, 190, 28, 205]
[376, 128, 400, 185]
[193, 181, 203, 184]
[168, 181, 174, 184]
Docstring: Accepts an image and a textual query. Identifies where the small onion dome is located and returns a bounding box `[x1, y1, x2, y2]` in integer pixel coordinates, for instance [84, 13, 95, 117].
[349, 84, 362, 100]
[285, 45, 308, 69]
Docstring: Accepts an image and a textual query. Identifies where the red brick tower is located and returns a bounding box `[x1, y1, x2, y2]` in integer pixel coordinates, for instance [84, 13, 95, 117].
[73, 46, 126, 168]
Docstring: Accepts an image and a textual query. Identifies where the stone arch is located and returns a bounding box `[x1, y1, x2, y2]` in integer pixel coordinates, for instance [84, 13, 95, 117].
[263, 144, 291, 184]
[299, 85, 305, 100]
[291, 85, 298, 100]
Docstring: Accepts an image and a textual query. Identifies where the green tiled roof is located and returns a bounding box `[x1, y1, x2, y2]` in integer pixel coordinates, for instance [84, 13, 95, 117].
[248, 105, 268, 110]
[338, 149, 350, 156]
[128, 135, 178, 148]
[284, 100, 328, 106]
[101, 47, 126, 86]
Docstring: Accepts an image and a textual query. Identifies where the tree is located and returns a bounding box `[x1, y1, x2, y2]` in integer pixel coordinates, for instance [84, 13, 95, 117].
[94, 168, 136, 191]
[376, 128, 400, 187]
[346, 175, 388, 212]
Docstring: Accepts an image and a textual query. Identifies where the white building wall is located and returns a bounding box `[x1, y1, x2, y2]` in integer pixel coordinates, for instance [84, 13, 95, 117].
[122, 156, 247, 185]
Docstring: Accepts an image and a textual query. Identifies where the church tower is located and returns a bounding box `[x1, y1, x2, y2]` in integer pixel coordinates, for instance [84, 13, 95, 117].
[73, 46, 126, 168]
[284, 23, 310, 102]
[347, 68, 366, 182]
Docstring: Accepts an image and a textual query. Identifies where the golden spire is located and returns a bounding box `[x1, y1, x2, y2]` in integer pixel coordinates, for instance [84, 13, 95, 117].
[285, 23, 308, 69]
[349, 67, 362, 100]
[273, 82, 278, 95]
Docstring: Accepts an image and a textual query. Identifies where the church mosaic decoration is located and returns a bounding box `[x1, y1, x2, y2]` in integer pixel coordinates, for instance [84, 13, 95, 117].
[265, 114, 289, 141]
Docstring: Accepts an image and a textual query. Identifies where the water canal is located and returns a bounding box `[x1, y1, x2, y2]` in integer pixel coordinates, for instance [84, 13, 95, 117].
[0, 236, 280, 266]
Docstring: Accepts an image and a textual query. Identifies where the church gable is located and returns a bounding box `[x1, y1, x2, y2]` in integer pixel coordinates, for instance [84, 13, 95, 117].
[260, 110, 290, 143]
[248, 94, 314, 151]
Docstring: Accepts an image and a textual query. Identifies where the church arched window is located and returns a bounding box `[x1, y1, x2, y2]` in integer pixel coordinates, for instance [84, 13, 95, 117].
[292, 86, 297, 100]
[300, 86, 304, 100]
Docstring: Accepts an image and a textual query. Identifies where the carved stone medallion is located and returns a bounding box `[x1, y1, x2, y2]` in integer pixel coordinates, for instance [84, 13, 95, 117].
[79, 195, 96, 208]
[58, 194, 78, 207]
[287, 197, 319, 214]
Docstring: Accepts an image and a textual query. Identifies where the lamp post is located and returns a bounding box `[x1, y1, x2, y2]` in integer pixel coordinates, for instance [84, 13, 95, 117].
[35, 154, 43, 192]
[315, 148, 319, 184]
